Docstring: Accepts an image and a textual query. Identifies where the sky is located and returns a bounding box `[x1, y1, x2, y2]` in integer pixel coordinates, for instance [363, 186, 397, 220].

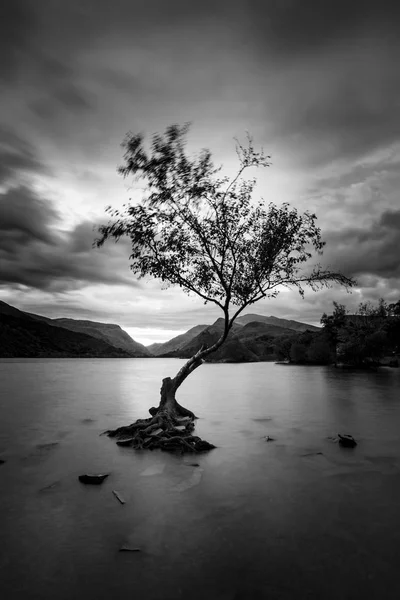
[1, 0, 400, 345]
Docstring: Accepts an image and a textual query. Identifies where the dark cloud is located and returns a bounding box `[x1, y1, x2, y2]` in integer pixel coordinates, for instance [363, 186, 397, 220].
[0, 187, 59, 246]
[247, 0, 400, 58]
[4, 0, 398, 169]
[0, 0, 35, 81]
[0, 129, 46, 184]
[238, 1, 400, 165]
[324, 208, 400, 280]
[0, 186, 139, 291]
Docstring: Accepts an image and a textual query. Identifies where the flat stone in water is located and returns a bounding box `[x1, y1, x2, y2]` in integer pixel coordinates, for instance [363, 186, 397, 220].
[338, 434, 357, 448]
[119, 545, 141, 552]
[78, 473, 109, 485]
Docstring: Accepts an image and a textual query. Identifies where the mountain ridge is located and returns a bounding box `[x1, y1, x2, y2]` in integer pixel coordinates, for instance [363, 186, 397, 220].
[1, 300, 320, 361]
[0, 301, 150, 358]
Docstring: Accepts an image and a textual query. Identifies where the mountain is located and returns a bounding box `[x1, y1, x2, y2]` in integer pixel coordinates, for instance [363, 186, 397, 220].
[0, 301, 150, 358]
[0, 312, 132, 358]
[159, 313, 319, 362]
[235, 321, 298, 339]
[148, 324, 208, 356]
[233, 321, 296, 360]
[43, 318, 151, 357]
[161, 318, 242, 359]
[0, 301, 34, 319]
[160, 318, 249, 362]
[235, 313, 320, 332]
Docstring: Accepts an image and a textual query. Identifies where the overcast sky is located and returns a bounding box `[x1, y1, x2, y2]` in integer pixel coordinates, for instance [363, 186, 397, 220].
[1, 0, 400, 344]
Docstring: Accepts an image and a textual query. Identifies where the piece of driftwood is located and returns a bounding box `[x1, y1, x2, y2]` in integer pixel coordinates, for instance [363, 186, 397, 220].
[112, 490, 125, 504]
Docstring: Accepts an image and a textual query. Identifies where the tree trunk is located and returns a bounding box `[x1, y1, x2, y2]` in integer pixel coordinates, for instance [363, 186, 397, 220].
[105, 327, 231, 453]
[149, 376, 197, 420]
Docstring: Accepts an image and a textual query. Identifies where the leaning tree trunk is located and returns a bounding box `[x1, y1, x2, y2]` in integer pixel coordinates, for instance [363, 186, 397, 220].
[105, 332, 229, 454]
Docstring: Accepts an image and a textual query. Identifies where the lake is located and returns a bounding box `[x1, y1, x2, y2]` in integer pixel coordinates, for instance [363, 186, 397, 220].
[0, 358, 399, 599]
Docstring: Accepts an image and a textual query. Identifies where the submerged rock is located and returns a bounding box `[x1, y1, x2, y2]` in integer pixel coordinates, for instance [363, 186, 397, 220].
[338, 434, 357, 448]
[39, 481, 60, 492]
[302, 451, 324, 457]
[0, 459, 6, 465]
[78, 473, 110, 484]
[36, 442, 59, 451]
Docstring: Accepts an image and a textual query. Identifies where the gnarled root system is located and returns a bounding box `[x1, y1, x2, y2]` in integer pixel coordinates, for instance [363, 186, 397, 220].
[105, 410, 216, 454]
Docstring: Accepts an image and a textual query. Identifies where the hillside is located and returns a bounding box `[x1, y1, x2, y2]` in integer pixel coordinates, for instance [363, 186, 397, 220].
[235, 313, 320, 332]
[147, 324, 208, 356]
[48, 318, 151, 357]
[0, 312, 132, 358]
[162, 318, 242, 359]
[160, 313, 318, 362]
[0, 301, 149, 358]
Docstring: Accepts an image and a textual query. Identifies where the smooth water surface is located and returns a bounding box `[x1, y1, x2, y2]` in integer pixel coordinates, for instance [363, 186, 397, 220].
[0, 359, 399, 599]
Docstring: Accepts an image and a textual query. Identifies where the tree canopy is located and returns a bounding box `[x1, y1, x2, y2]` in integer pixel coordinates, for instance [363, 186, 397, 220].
[96, 124, 354, 337]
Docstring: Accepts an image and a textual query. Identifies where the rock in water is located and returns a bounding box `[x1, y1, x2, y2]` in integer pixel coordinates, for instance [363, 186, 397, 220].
[0, 459, 6, 465]
[338, 434, 357, 448]
[78, 473, 110, 484]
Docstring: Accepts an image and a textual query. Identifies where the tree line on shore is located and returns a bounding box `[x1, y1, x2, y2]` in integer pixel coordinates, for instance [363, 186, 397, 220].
[274, 299, 400, 367]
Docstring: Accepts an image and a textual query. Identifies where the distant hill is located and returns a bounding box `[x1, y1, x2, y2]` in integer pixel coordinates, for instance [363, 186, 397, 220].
[0, 312, 132, 358]
[0, 301, 150, 358]
[235, 313, 320, 332]
[45, 318, 151, 357]
[161, 318, 242, 359]
[148, 324, 208, 356]
[159, 313, 319, 362]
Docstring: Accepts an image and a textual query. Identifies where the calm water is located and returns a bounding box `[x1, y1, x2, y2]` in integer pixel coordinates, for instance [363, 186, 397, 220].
[0, 359, 399, 600]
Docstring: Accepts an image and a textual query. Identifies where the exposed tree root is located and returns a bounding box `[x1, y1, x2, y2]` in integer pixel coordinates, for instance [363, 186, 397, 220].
[106, 410, 215, 454]
[105, 371, 217, 454]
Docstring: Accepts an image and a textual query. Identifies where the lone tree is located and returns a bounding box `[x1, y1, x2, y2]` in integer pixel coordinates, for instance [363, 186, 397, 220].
[96, 124, 354, 453]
